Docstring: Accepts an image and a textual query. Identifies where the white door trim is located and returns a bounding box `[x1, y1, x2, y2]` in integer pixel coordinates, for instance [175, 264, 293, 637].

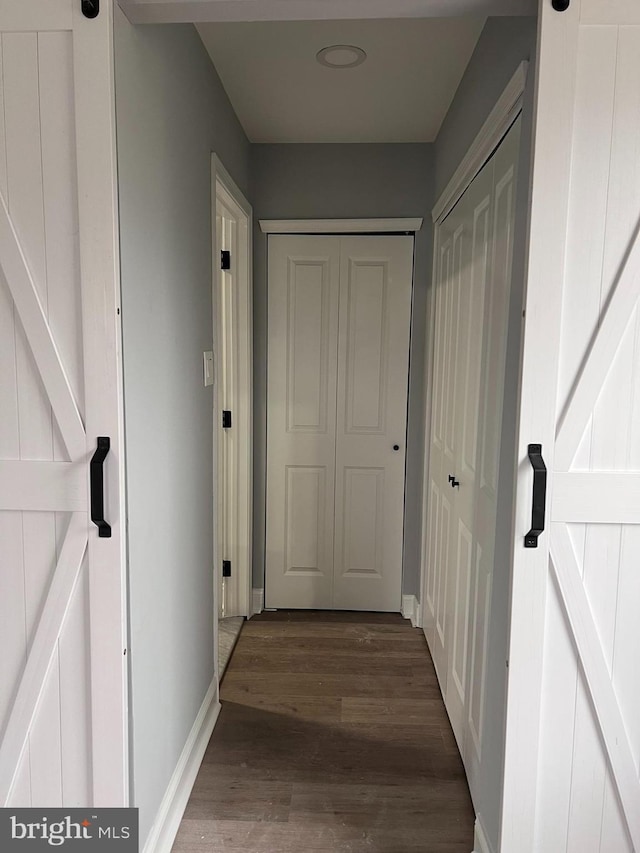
[211, 153, 253, 635]
[259, 218, 423, 235]
[432, 61, 528, 224]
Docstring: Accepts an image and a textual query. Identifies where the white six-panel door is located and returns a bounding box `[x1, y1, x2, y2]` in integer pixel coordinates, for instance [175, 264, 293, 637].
[0, 0, 127, 807]
[502, 3, 640, 851]
[266, 234, 413, 611]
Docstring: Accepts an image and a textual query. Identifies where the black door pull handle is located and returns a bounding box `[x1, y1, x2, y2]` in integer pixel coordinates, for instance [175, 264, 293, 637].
[90, 437, 112, 538]
[448, 474, 460, 488]
[524, 443, 547, 548]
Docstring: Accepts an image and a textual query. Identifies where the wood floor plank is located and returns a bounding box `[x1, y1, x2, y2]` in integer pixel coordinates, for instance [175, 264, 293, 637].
[172, 612, 474, 853]
[341, 697, 448, 725]
[221, 672, 438, 699]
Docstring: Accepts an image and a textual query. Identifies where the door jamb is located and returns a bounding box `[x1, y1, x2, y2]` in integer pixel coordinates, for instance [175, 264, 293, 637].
[211, 154, 253, 655]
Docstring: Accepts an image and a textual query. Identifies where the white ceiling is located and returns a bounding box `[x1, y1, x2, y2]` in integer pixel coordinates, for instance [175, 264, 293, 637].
[196, 18, 486, 143]
[119, 0, 535, 25]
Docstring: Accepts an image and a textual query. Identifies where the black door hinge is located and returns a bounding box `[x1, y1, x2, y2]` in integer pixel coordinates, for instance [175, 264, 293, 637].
[221, 250, 231, 270]
[222, 410, 232, 429]
[222, 560, 231, 578]
[81, 0, 99, 18]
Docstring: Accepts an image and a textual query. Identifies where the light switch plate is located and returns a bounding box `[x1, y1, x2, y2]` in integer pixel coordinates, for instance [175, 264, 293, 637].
[203, 351, 214, 387]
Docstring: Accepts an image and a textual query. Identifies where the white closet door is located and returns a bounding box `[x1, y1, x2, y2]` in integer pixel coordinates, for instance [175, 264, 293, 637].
[445, 159, 495, 751]
[333, 236, 413, 612]
[503, 4, 640, 851]
[266, 234, 413, 611]
[465, 117, 520, 792]
[0, 0, 127, 807]
[266, 236, 341, 609]
[424, 216, 458, 684]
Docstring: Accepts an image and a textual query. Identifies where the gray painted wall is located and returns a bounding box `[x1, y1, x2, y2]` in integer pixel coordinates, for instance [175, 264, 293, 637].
[114, 11, 250, 846]
[435, 16, 538, 197]
[432, 15, 538, 849]
[250, 143, 434, 598]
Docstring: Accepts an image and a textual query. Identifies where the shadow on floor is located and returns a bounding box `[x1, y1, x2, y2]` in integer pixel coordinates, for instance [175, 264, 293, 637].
[174, 611, 474, 853]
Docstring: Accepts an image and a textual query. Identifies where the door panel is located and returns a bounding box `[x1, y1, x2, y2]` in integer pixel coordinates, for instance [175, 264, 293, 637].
[503, 5, 640, 851]
[285, 466, 328, 575]
[0, 0, 126, 808]
[444, 158, 494, 749]
[266, 236, 340, 608]
[424, 230, 454, 683]
[333, 236, 412, 611]
[465, 117, 520, 794]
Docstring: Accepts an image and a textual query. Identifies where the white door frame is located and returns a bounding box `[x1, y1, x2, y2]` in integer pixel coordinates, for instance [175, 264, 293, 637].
[261, 217, 422, 613]
[212, 154, 252, 639]
[419, 62, 527, 639]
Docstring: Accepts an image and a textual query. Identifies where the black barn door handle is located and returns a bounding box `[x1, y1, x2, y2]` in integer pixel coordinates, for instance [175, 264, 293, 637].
[90, 437, 112, 538]
[524, 443, 547, 548]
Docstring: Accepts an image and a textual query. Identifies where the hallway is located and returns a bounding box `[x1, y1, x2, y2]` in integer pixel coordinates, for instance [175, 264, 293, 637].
[172, 612, 474, 852]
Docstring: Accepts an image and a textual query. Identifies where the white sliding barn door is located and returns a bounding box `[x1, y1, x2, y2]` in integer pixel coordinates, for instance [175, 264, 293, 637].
[502, 2, 640, 851]
[0, 0, 127, 808]
[266, 234, 412, 611]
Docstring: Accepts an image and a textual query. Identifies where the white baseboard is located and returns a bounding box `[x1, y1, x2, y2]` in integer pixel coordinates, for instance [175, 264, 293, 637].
[143, 678, 221, 853]
[473, 816, 495, 853]
[251, 587, 264, 617]
[401, 594, 422, 628]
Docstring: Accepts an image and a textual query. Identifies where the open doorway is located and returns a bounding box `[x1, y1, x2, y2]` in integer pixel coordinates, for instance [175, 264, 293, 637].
[111, 6, 537, 853]
[194, 14, 532, 853]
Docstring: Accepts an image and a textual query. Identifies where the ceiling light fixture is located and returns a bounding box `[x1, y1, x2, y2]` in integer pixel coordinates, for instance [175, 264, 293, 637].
[316, 45, 367, 69]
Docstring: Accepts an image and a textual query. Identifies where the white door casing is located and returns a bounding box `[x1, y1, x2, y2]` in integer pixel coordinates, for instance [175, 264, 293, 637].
[0, 0, 127, 807]
[502, 2, 640, 851]
[266, 234, 413, 611]
[213, 155, 252, 623]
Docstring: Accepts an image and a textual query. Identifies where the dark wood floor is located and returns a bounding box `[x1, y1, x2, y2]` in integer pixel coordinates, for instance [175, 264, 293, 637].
[172, 611, 474, 853]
